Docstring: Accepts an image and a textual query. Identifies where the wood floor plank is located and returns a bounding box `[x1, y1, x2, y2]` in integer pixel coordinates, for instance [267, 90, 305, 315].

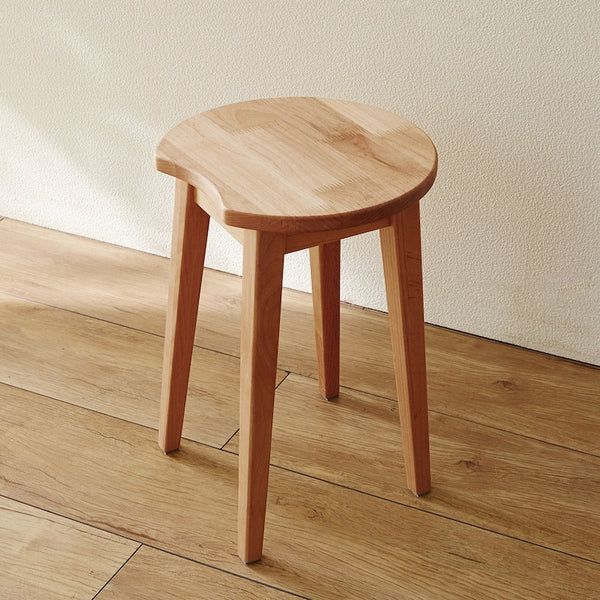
[226, 373, 600, 562]
[1, 218, 599, 454]
[96, 545, 300, 599]
[1, 384, 597, 600]
[0, 294, 283, 449]
[0, 495, 137, 600]
[425, 326, 600, 455]
[0, 218, 172, 333]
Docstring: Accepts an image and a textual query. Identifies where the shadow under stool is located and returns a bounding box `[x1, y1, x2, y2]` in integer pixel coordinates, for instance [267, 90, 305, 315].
[155, 97, 438, 563]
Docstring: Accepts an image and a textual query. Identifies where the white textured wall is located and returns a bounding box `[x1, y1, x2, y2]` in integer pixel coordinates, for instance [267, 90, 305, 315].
[1, 1, 598, 365]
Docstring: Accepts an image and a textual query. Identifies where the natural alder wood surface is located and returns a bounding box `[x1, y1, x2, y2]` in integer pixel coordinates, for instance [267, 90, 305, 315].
[1, 221, 599, 597]
[2, 383, 598, 600]
[238, 230, 286, 563]
[0, 496, 137, 600]
[159, 180, 210, 453]
[156, 97, 437, 233]
[380, 205, 430, 494]
[309, 241, 340, 399]
[156, 98, 439, 560]
[3, 218, 597, 454]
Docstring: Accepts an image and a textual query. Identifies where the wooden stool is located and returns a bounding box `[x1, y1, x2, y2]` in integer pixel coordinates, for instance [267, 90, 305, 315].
[155, 97, 437, 563]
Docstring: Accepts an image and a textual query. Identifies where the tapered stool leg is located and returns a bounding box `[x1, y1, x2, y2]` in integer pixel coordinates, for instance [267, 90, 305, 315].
[309, 241, 340, 399]
[379, 203, 431, 496]
[238, 230, 285, 563]
[158, 180, 210, 453]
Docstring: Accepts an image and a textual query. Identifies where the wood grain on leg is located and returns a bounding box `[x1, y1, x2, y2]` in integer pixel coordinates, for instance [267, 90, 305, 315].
[238, 230, 285, 563]
[379, 203, 431, 495]
[309, 241, 340, 399]
[158, 180, 210, 453]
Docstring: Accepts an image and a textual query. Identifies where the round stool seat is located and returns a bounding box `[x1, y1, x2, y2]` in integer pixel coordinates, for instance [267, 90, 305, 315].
[156, 97, 437, 233]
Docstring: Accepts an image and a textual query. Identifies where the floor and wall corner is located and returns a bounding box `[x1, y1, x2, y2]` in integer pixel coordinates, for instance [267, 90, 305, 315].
[1, 2, 598, 366]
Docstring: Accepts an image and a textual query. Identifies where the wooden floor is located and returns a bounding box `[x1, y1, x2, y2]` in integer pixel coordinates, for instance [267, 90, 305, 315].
[1, 217, 599, 599]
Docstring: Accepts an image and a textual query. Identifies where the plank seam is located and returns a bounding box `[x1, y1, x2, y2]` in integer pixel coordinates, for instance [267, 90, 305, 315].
[91, 544, 143, 599]
[0, 493, 310, 600]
